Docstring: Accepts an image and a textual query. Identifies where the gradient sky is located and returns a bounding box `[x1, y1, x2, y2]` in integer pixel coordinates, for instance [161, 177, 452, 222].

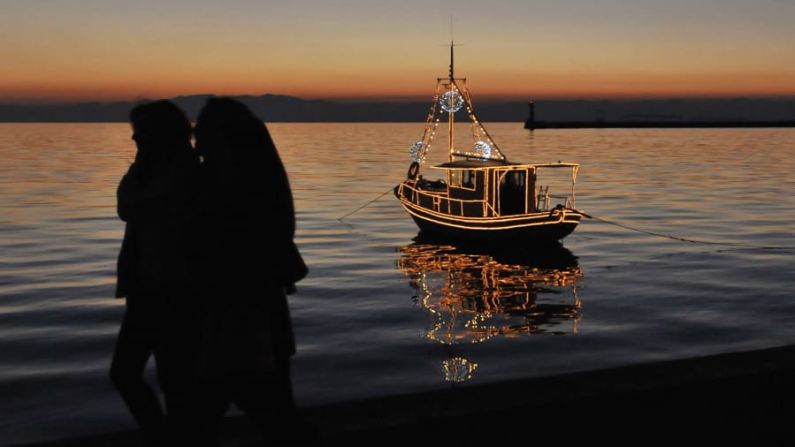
[2, 0, 795, 103]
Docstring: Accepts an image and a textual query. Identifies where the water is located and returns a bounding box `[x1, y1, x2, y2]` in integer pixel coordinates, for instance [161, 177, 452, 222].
[1, 123, 794, 445]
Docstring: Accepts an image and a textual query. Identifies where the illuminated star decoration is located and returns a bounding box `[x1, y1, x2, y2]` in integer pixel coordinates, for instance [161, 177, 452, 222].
[409, 141, 424, 162]
[439, 90, 464, 113]
[473, 140, 492, 159]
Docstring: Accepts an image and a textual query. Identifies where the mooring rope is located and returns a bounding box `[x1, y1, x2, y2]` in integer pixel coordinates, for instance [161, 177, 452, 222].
[338, 187, 395, 222]
[338, 195, 793, 252]
[585, 213, 793, 251]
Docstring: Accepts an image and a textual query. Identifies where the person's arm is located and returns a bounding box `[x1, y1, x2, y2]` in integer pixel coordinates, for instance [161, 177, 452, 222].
[117, 163, 142, 222]
[117, 157, 191, 222]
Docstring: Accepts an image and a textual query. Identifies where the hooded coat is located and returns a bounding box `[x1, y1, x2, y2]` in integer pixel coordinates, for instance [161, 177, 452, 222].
[115, 149, 200, 303]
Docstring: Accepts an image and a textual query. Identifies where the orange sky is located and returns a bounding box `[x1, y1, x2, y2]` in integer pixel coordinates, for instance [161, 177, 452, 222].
[2, 0, 795, 103]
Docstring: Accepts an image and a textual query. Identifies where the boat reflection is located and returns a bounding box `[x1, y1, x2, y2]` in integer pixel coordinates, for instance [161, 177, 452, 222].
[397, 239, 583, 382]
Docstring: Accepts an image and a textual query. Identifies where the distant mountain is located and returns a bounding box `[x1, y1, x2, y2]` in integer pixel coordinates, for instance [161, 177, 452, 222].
[0, 94, 793, 123]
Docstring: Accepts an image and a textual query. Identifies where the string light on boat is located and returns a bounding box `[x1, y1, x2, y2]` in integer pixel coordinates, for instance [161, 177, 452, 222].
[420, 119, 441, 162]
[474, 141, 492, 159]
[439, 90, 464, 113]
[409, 141, 424, 162]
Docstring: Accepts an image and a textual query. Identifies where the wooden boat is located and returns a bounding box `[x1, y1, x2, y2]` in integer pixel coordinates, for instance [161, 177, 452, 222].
[394, 44, 585, 244]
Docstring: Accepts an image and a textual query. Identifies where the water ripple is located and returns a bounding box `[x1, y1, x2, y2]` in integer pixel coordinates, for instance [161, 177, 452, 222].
[0, 124, 793, 445]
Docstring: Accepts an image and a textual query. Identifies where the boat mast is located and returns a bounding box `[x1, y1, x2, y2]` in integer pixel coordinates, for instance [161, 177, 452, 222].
[448, 41, 455, 162]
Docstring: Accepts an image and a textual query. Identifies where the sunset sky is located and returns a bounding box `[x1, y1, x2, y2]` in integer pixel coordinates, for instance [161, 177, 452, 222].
[2, 0, 795, 103]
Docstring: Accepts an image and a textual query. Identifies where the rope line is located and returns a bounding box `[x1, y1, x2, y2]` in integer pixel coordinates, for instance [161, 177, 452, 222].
[338, 195, 793, 252]
[338, 187, 394, 222]
[586, 214, 793, 251]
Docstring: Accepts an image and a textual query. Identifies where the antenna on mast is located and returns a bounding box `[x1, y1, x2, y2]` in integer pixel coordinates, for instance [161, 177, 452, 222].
[449, 15, 454, 80]
[449, 42, 454, 80]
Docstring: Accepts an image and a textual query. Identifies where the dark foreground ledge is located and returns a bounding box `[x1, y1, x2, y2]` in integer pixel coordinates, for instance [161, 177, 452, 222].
[20, 345, 795, 446]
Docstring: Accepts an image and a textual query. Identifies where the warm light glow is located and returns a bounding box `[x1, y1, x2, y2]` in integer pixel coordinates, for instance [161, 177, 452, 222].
[442, 357, 479, 382]
[2, 1, 794, 103]
[398, 243, 584, 360]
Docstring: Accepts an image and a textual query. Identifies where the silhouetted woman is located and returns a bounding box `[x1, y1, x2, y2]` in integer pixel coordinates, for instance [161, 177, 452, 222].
[192, 97, 307, 445]
[111, 100, 200, 445]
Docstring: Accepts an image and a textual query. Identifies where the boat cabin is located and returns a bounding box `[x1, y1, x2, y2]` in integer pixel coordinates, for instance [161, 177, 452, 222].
[407, 160, 579, 219]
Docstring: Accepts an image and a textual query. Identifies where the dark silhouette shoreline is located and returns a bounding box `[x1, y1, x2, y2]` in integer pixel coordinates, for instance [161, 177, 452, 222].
[18, 344, 795, 445]
[2, 95, 795, 124]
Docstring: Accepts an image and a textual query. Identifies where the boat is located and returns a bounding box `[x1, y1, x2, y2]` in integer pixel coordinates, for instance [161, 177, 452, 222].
[394, 43, 585, 244]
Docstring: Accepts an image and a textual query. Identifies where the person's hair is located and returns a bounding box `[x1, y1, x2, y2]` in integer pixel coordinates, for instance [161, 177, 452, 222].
[129, 100, 192, 148]
[194, 97, 271, 152]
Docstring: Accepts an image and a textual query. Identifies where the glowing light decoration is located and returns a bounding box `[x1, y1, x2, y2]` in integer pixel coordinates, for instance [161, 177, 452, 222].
[409, 141, 424, 162]
[442, 357, 479, 382]
[473, 141, 492, 159]
[439, 90, 464, 113]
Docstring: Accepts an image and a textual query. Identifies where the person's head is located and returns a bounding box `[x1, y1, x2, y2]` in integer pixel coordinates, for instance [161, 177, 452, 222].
[193, 97, 271, 160]
[129, 100, 192, 157]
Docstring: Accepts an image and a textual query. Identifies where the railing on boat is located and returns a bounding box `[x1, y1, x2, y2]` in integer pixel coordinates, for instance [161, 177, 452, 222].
[399, 180, 575, 217]
[535, 186, 575, 211]
[399, 181, 496, 217]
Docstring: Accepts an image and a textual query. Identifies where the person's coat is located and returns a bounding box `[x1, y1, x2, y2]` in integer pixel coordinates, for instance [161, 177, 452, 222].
[115, 150, 200, 302]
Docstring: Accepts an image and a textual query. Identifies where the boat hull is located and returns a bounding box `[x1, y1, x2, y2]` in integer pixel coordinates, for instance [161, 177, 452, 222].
[396, 186, 582, 244]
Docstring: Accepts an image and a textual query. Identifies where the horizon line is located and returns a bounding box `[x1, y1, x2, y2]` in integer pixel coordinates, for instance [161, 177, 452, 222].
[4, 92, 795, 106]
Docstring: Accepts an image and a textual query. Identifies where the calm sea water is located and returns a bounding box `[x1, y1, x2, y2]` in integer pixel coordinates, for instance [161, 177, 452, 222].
[1, 123, 794, 445]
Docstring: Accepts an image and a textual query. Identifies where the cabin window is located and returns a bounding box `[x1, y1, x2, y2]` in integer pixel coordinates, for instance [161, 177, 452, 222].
[462, 170, 475, 189]
[512, 170, 525, 188]
[498, 169, 527, 215]
[449, 170, 462, 187]
[449, 169, 477, 191]
[447, 169, 478, 191]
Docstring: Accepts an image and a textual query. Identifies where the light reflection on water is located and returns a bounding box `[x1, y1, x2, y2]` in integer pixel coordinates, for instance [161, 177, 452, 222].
[0, 123, 794, 445]
[398, 242, 583, 382]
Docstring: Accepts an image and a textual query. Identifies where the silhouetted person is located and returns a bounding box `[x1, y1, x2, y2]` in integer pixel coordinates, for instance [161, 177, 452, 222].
[110, 100, 200, 446]
[192, 97, 307, 445]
